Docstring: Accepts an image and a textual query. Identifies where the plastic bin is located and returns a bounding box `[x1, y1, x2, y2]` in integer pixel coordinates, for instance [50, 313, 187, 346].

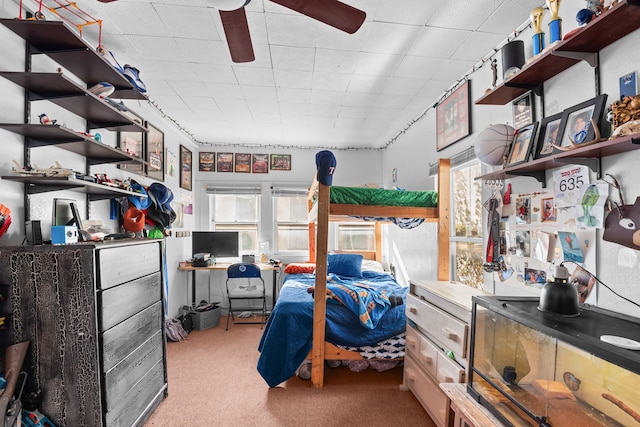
[180, 305, 221, 330]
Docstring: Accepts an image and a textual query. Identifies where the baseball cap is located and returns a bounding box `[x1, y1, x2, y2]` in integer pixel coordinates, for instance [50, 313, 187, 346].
[315, 150, 336, 186]
[128, 181, 152, 210]
[123, 206, 145, 232]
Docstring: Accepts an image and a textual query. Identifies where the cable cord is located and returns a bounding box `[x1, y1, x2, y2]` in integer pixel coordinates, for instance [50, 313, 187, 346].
[561, 261, 640, 309]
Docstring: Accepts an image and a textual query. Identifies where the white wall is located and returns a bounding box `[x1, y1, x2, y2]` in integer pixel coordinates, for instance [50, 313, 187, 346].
[384, 4, 640, 318]
[2, 2, 640, 319]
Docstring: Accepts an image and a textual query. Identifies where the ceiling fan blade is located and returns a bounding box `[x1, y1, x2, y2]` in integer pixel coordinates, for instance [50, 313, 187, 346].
[270, 0, 366, 34]
[219, 8, 255, 63]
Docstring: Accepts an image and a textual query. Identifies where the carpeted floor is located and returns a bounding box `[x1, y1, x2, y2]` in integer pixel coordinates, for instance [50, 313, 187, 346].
[144, 317, 436, 426]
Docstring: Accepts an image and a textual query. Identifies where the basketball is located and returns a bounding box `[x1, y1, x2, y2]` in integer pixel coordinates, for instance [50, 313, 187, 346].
[474, 124, 515, 166]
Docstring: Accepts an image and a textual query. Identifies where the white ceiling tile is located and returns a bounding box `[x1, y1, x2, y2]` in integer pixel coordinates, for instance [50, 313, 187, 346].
[276, 88, 311, 104]
[274, 69, 313, 89]
[408, 27, 471, 58]
[362, 22, 422, 55]
[243, 85, 278, 103]
[314, 49, 358, 74]
[270, 45, 315, 71]
[234, 67, 275, 86]
[184, 96, 221, 111]
[372, 0, 437, 25]
[154, 4, 220, 40]
[354, 52, 403, 77]
[394, 56, 445, 80]
[312, 71, 351, 92]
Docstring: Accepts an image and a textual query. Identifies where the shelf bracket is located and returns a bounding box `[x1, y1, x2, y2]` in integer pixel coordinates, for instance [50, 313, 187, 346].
[555, 157, 601, 178]
[551, 50, 597, 67]
[504, 82, 542, 97]
[507, 170, 546, 187]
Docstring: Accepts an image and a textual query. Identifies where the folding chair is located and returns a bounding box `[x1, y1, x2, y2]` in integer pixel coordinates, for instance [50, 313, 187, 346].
[225, 263, 266, 330]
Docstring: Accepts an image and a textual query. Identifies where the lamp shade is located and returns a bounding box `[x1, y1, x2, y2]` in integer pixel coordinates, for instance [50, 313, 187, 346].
[501, 40, 525, 79]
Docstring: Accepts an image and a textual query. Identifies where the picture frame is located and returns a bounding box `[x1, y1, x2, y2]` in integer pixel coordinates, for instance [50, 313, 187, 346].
[117, 129, 145, 174]
[234, 153, 251, 173]
[557, 94, 608, 149]
[252, 154, 269, 174]
[436, 79, 471, 151]
[179, 145, 192, 191]
[533, 112, 563, 160]
[216, 152, 234, 172]
[506, 122, 538, 167]
[512, 92, 535, 129]
[270, 154, 291, 171]
[144, 121, 164, 181]
[198, 152, 215, 172]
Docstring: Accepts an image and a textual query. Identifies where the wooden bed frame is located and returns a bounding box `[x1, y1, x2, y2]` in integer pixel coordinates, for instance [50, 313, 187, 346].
[306, 158, 451, 387]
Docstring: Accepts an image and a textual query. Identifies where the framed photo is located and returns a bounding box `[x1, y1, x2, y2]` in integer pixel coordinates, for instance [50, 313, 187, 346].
[512, 92, 535, 129]
[252, 154, 269, 174]
[270, 154, 291, 171]
[234, 153, 251, 173]
[145, 122, 164, 181]
[117, 130, 144, 174]
[179, 145, 192, 191]
[216, 152, 234, 172]
[506, 122, 538, 167]
[198, 152, 215, 172]
[436, 79, 471, 151]
[557, 94, 608, 149]
[533, 112, 563, 159]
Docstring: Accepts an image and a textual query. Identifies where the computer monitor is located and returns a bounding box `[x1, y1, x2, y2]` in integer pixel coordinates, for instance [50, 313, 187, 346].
[52, 198, 77, 226]
[191, 231, 240, 260]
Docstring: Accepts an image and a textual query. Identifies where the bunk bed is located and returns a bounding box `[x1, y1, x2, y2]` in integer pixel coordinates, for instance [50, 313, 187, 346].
[256, 157, 450, 388]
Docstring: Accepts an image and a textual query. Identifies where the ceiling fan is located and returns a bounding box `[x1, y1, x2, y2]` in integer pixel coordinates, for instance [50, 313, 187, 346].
[207, 0, 367, 63]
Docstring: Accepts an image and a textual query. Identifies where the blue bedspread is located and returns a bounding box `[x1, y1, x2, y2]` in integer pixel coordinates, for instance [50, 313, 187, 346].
[257, 271, 407, 387]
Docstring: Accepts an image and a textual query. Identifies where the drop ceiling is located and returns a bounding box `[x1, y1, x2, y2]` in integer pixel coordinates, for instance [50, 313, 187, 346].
[46, 0, 544, 149]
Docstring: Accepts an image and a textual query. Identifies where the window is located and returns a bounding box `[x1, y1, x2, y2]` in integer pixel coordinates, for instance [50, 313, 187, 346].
[274, 193, 309, 252]
[210, 193, 260, 254]
[450, 158, 484, 289]
[337, 223, 375, 251]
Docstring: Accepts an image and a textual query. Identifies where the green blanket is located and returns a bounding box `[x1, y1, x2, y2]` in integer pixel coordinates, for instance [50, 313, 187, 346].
[329, 186, 437, 207]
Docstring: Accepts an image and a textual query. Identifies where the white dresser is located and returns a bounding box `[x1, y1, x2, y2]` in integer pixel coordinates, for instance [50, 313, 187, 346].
[403, 280, 489, 427]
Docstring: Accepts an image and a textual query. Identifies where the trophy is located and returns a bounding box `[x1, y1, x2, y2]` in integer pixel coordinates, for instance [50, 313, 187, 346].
[546, 0, 562, 44]
[531, 7, 545, 56]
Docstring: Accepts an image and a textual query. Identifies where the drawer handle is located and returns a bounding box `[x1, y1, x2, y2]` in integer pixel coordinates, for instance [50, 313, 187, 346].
[406, 371, 416, 382]
[420, 352, 433, 365]
[443, 376, 454, 383]
[406, 337, 418, 350]
[442, 328, 458, 341]
[408, 306, 417, 314]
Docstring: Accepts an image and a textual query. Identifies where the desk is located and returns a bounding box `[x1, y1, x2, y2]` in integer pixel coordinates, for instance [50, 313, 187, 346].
[178, 263, 280, 308]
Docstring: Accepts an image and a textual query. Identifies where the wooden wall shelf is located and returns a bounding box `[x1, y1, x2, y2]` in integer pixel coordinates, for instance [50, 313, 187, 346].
[0, 18, 146, 100]
[477, 133, 640, 184]
[476, 0, 640, 106]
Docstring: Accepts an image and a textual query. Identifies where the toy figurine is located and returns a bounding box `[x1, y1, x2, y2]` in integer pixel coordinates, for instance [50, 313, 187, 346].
[38, 113, 56, 125]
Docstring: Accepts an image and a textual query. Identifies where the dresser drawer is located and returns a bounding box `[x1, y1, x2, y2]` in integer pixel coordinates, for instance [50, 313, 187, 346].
[97, 243, 160, 290]
[100, 272, 161, 331]
[406, 324, 421, 355]
[105, 360, 166, 427]
[104, 331, 164, 411]
[436, 351, 465, 384]
[407, 293, 468, 359]
[419, 334, 438, 379]
[405, 355, 449, 427]
[102, 301, 163, 371]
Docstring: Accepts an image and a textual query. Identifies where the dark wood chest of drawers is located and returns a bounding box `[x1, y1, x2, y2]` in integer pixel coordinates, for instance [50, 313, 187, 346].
[0, 240, 167, 427]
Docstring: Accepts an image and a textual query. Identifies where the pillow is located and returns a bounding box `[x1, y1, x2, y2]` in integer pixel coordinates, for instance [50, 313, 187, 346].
[284, 263, 315, 274]
[361, 259, 385, 273]
[327, 253, 363, 278]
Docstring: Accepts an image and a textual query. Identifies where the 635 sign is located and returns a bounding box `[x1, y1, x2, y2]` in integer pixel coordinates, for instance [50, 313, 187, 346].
[553, 165, 588, 204]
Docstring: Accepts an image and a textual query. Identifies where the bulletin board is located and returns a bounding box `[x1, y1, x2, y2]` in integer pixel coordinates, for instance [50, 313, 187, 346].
[492, 164, 607, 305]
